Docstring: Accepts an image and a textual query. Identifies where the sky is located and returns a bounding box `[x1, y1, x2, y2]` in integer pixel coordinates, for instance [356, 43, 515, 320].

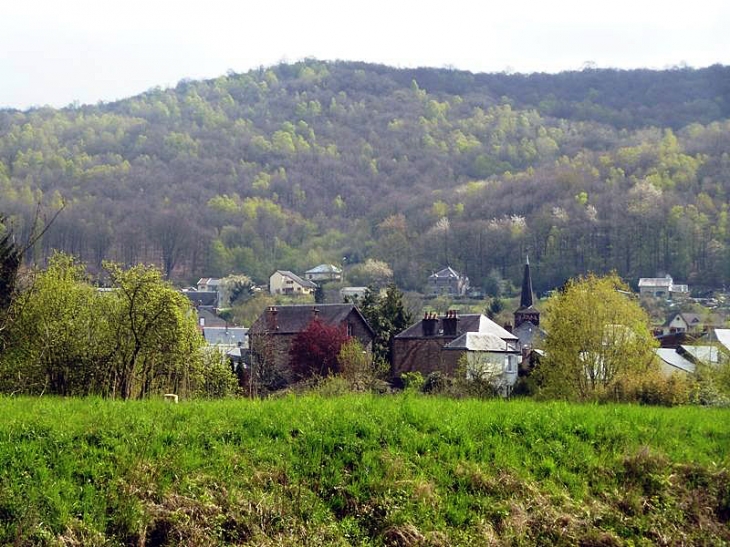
[1, 0, 728, 110]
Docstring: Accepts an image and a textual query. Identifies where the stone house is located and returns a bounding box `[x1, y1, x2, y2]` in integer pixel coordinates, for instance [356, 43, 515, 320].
[427, 267, 470, 296]
[248, 304, 374, 379]
[391, 311, 519, 382]
[304, 264, 343, 282]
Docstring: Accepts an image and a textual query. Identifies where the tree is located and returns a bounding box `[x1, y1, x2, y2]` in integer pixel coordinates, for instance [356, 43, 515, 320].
[0, 253, 104, 395]
[103, 262, 204, 399]
[288, 319, 351, 380]
[539, 273, 658, 400]
[357, 284, 413, 365]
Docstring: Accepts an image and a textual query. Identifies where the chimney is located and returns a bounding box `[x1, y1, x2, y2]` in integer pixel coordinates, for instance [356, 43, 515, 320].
[442, 310, 460, 336]
[422, 312, 438, 336]
[266, 306, 279, 330]
[504, 322, 513, 333]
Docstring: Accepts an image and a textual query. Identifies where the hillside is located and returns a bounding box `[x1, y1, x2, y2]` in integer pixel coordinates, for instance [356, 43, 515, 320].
[0, 61, 729, 292]
[1, 395, 728, 545]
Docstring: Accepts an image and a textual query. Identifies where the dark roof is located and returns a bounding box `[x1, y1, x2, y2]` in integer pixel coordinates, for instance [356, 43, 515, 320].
[513, 320, 545, 347]
[182, 290, 218, 307]
[395, 314, 517, 341]
[250, 304, 374, 336]
[664, 312, 702, 327]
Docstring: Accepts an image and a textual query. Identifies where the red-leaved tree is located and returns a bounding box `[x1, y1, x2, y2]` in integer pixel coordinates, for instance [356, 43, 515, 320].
[289, 319, 351, 380]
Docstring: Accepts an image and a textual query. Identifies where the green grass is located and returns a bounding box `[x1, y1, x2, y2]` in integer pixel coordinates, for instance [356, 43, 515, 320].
[1, 394, 728, 545]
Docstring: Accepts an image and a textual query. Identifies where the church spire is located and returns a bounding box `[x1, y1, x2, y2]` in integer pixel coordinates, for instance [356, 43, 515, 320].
[515, 255, 539, 328]
[519, 254, 534, 309]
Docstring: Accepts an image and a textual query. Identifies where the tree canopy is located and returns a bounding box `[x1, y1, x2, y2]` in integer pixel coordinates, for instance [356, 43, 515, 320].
[539, 273, 659, 399]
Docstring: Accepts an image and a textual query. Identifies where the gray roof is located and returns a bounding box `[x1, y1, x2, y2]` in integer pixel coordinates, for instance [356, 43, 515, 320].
[679, 345, 719, 364]
[250, 304, 374, 337]
[444, 332, 519, 353]
[305, 264, 342, 275]
[203, 327, 248, 348]
[713, 328, 730, 352]
[275, 270, 318, 288]
[655, 348, 696, 374]
[513, 320, 545, 347]
[395, 314, 518, 341]
[429, 266, 463, 279]
[639, 276, 673, 287]
[182, 289, 218, 307]
[665, 312, 702, 327]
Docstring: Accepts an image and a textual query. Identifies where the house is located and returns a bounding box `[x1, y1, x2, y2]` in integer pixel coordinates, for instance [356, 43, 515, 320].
[340, 286, 369, 301]
[442, 332, 521, 395]
[638, 275, 689, 299]
[248, 304, 375, 379]
[663, 312, 703, 335]
[197, 277, 221, 293]
[392, 311, 519, 389]
[269, 270, 317, 296]
[304, 264, 343, 282]
[427, 267, 469, 296]
[201, 326, 249, 373]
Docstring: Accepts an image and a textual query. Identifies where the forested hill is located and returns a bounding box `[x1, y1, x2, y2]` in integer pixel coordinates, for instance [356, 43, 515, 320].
[1, 60, 729, 293]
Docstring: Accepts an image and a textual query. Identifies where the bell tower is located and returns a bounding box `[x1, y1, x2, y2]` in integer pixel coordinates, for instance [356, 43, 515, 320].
[514, 255, 540, 328]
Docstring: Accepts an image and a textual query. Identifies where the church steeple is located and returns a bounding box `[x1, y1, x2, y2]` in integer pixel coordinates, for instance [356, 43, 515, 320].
[515, 255, 539, 328]
[519, 254, 534, 309]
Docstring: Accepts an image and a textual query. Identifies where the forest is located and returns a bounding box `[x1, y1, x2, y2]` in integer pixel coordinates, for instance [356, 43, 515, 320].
[0, 60, 729, 294]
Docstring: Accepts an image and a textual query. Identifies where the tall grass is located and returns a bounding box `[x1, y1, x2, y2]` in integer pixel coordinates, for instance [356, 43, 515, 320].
[1, 395, 728, 545]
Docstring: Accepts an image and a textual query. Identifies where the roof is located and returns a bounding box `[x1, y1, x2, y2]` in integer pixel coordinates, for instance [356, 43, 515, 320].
[182, 289, 218, 307]
[713, 328, 730, 352]
[513, 320, 545, 347]
[197, 277, 221, 287]
[429, 266, 463, 279]
[443, 332, 519, 353]
[665, 312, 702, 327]
[639, 276, 673, 288]
[305, 264, 342, 275]
[679, 345, 719, 364]
[250, 304, 374, 337]
[655, 348, 696, 374]
[395, 314, 518, 341]
[203, 327, 248, 348]
[273, 270, 317, 288]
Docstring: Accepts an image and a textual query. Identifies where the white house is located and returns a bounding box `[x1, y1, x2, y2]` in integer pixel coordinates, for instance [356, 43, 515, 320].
[269, 270, 317, 296]
[638, 275, 689, 299]
[442, 331, 521, 396]
[304, 264, 342, 282]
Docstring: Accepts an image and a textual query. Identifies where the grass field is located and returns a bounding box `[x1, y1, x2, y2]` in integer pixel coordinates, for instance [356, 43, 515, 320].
[1, 394, 728, 545]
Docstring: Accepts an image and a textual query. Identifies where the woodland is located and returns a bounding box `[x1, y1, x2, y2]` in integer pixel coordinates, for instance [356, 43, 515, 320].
[1, 60, 729, 294]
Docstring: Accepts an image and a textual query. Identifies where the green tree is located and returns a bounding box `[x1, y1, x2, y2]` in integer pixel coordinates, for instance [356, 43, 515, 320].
[539, 273, 658, 400]
[0, 253, 104, 394]
[358, 284, 413, 365]
[103, 262, 203, 399]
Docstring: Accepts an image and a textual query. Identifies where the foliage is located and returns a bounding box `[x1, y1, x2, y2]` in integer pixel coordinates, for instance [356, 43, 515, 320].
[540, 273, 659, 400]
[357, 284, 413, 365]
[0, 396, 728, 545]
[288, 319, 351, 380]
[1, 62, 730, 293]
[0, 256, 206, 399]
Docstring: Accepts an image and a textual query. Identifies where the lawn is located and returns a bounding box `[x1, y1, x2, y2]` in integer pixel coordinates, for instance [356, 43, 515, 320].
[1, 395, 728, 545]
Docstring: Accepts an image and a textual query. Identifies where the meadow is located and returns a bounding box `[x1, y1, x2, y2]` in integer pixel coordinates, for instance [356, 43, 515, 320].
[0, 394, 728, 545]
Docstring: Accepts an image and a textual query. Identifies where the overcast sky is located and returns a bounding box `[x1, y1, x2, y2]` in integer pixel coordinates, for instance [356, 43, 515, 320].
[1, 0, 728, 110]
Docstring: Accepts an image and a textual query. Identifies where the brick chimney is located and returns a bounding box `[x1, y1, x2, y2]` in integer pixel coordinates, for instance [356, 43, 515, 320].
[442, 310, 459, 336]
[422, 312, 438, 336]
[266, 306, 279, 330]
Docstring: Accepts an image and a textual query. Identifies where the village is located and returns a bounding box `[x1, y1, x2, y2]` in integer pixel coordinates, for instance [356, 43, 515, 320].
[184, 259, 730, 398]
